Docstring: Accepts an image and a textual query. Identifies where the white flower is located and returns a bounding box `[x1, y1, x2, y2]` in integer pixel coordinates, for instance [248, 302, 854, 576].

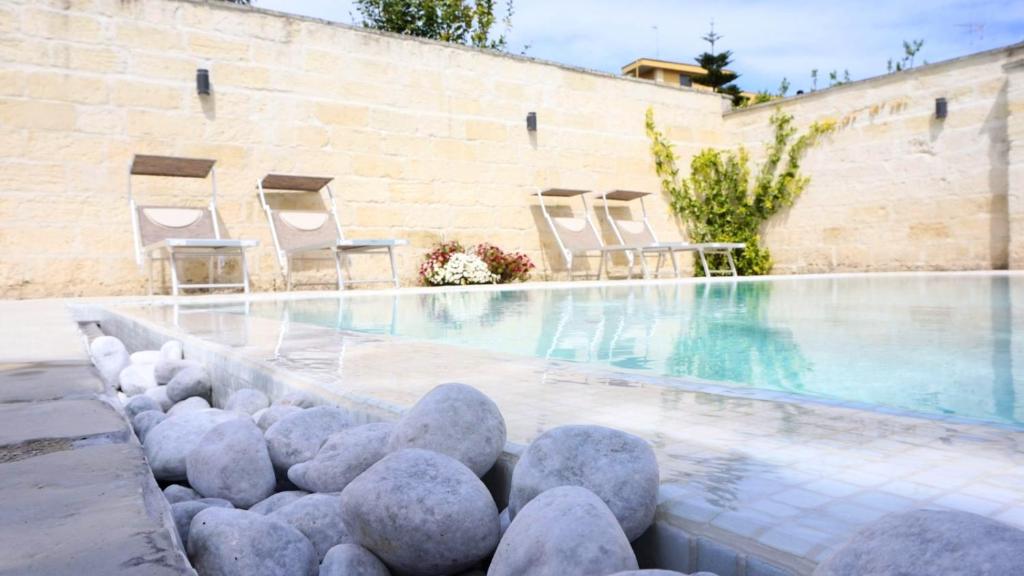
[425, 252, 497, 286]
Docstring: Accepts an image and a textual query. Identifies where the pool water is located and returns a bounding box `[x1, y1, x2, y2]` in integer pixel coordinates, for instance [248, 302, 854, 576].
[246, 274, 1022, 426]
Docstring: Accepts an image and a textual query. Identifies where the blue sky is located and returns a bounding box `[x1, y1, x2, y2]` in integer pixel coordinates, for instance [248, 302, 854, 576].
[254, 0, 1024, 92]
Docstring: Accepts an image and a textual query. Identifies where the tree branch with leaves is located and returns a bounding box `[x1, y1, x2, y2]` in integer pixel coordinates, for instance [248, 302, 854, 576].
[354, 0, 513, 50]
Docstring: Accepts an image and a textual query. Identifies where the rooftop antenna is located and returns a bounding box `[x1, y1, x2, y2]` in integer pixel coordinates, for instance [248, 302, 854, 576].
[652, 25, 660, 58]
[703, 19, 722, 53]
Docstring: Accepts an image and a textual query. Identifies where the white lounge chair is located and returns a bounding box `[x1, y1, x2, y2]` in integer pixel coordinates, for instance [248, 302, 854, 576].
[598, 190, 745, 278]
[129, 154, 258, 295]
[257, 174, 407, 290]
[534, 188, 642, 280]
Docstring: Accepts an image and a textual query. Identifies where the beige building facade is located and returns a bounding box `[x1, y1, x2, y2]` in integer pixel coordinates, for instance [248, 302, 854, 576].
[0, 0, 1020, 297]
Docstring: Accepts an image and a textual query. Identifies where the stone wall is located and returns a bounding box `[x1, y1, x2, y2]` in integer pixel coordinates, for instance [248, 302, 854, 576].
[1007, 57, 1024, 270]
[0, 0, 1019, 297]
[723, 46, 1020, 273]
[0, 0, 724, 297]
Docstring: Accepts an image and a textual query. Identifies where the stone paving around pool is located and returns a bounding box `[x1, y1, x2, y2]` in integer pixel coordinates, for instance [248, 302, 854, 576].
[104, 301, 1024, 574]
[0, 301, 191, 576]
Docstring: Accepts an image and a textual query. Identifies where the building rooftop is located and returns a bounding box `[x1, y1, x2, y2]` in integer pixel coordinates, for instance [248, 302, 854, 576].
[621, 57, 736, 77]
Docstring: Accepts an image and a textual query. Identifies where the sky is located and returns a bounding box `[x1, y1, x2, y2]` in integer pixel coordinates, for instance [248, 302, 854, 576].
[254, 0, 1024, 93]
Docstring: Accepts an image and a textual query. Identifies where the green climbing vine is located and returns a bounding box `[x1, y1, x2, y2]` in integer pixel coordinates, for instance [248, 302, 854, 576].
[646, 107, 834, 275]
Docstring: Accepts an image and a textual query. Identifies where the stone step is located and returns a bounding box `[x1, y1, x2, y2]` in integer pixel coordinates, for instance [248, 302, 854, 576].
[0, 361, 193, 576]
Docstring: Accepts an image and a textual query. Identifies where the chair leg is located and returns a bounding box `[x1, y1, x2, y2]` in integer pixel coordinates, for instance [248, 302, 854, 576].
[168, 250, 180, 296]
[146, 256, 154, 296]
[240, 250, 250, 294]
[637, 251, 648, 279]
[669, 250, 679, 278]
[698, 249, 711, 278]
[286, 256, 293, 291]
[726, 250, 738, 277]
[333, 250, 344, 291]
[387, 247, 399, 288]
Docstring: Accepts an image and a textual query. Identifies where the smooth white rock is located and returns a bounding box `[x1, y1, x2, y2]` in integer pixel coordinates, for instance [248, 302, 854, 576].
[255, 405, 302, 432]
[270, 494, 352, 562]
[160, 340, 184, 361]
[288, 423, 393, 493]
[119, 363, 158, 397]
[130, 350, 162, 365]
[154, 358, 201, 386]
[319, 544, 390, 576]
[814, 509, 1024, 576]
[125, 394, 162, 419]
[131, 410, 167, 443]
[145, 385, 174, 412]
[224, 388, 270, 416]
[387, 383, 506, 477]
[166, 365, 211, 402]
[188, 507, 317, 576]
[90, 336, 129, 387]
[489, 486, 638, 576]
[249, 490, 310, 515]
[265, 406, 353, 472]
[509, 425, 659, 541]
[186, 418, 276, 509]
[144, 409, 245, 481]
[340, 449, 499, 576]
[167, 396, 211, 417]
[164, 484, 200, 504]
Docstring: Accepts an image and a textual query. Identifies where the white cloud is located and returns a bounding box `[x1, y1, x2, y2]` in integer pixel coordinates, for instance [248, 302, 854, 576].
[253, 0, 1024, 92]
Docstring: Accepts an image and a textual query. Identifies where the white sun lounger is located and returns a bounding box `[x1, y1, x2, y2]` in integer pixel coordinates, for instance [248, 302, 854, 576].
[598, 190, 745, 278]
[257, 174, 406, 290]
[129, 154, 258, 295]
[534, 188, 641, 279]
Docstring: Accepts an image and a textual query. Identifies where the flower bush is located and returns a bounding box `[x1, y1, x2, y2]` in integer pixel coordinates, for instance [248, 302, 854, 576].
[473, 243, 535, 284]
[419, 241, 535, 286]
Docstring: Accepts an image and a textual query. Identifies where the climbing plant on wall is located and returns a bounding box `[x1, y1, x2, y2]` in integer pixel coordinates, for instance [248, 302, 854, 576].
[645, 108, 834, 276]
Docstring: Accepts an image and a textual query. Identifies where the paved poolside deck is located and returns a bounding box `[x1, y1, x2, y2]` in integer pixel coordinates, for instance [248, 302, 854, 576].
[0, 301, 191, 576]
[104, 297, 1024, 574]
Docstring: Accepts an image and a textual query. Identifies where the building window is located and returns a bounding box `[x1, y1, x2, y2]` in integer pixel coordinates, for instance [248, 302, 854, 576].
[679, 75, 693, 87]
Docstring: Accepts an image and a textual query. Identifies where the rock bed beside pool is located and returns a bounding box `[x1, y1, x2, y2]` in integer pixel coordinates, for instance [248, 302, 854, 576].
[88, 334, 1024, 576]
[90, 334, 703, 576]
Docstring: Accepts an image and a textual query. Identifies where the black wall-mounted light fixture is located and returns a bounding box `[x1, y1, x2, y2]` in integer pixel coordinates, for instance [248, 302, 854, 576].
[935, 97, 947, 119]
[526, 111, 537, 132]
[196, 68, 211, 96]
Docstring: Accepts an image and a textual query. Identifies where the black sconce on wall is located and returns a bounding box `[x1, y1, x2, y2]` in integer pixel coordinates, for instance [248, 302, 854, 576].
[526, 111, 537, 132]
[935, 97, 947, 119]
[196, 69, 211, 96]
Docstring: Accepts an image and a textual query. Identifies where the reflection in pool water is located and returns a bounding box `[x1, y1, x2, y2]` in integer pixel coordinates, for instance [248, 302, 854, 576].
[235, 275, 1020, 426]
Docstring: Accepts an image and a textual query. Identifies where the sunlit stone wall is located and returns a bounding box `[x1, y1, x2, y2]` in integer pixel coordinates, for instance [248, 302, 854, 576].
[0, 0, 725, 297]
[0, 0, 1019, 297]
[725, 46, 1021, 273]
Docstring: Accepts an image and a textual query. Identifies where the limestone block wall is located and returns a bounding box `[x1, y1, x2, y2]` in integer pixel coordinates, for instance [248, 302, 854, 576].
[723, 46, 1019, 273]
[0, 0, 1019, 298]
[0, 0, 724, 297]
[1007, 57, 1024, 270]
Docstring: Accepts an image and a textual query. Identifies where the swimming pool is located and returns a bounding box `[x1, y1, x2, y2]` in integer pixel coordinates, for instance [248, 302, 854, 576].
[238, 273, 1021, 426]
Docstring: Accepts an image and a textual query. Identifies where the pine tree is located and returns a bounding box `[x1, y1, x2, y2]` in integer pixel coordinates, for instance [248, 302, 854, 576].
[693, 22, 744, 106]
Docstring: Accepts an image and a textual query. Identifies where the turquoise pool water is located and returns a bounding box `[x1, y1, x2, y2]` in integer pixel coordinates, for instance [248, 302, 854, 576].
[247, 274, 1022, 426]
